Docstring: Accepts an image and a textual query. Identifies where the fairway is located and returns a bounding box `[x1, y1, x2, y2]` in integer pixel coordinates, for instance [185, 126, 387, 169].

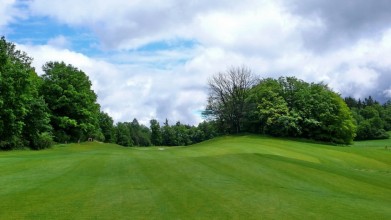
[1, 136, 391, 219]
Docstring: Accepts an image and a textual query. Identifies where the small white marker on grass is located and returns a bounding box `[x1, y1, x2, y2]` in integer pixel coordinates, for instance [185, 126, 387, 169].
[158, 148, 165, 151]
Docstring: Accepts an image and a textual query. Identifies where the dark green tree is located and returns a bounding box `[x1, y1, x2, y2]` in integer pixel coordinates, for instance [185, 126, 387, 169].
[129, 118, 151, 146]
[196, 121, 218, 141]
[150, 119, 162, 146]
[26, 72, 53, 150]
[349, 98, 390, 140]
[383, 101, 391, 131]
[115, 122, 133, 147]
[0, 37, 52, 150]
[344, 96, 358, 109]
[99, 111, 115, 143]
[162, 119, 176, 146]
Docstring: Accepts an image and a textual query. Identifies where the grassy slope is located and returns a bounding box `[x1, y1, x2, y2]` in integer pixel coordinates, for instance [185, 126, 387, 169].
[0, 136, 390, 219]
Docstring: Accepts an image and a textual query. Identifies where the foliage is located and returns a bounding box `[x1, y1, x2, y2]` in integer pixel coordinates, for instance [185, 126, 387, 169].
[203, 66, 258, 134]
[113, 119, 152, 147]
[244, 77, 356, 144]
[111, 118, 217, 147]
[31, 132, 54, 150]
[150, 119, 163, 146]
[0, 37, 217, 149]
[99, 111, 116, 143]
[40, 61, 102, 143]
[114, 122, 134, 147]
[345, 96, 390, 140]
[129, 118, 152, 146]
[2, 36, 389, 148]
[0, 37, 53, 150]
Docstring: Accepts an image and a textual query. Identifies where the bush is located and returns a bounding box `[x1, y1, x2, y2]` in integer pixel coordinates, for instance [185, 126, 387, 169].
[32, 132, 54, 150]
[0, 137, 25, 150]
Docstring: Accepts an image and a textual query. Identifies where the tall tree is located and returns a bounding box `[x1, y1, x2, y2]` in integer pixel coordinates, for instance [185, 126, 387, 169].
[203, 66, 258, 133]
[0, 37, 52, 150]
[40, 61, 102, 143]
[162, 119, 175, 146]
[150, 119, 162, 146]
[23, 74, 53, 150]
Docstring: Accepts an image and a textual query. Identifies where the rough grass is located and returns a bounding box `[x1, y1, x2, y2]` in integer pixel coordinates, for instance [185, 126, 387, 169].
[1, 136, 390, 219]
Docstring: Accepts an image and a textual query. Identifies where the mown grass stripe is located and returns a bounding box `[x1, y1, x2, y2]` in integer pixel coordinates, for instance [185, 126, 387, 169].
[0, 136, 390, 219]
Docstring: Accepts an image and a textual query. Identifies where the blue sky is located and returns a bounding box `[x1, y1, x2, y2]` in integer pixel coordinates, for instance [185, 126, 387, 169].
[2, 0, 391, 125]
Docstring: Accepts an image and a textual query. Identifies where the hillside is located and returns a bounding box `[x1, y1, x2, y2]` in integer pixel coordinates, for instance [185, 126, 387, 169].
[1, 136, 391, 219]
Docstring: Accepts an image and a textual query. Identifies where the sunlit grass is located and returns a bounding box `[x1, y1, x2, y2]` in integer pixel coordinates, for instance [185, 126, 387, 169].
[1, 136, 390, 219]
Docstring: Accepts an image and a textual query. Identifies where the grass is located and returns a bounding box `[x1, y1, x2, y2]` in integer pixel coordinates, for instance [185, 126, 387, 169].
[1, 136, 391, 219]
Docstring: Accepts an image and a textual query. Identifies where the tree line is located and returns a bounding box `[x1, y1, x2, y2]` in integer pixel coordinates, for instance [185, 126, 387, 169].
[203, 66, 390, 144]
[1, 37, 390, 150]
[0, 37, 216, 150]
[344, 96, 391, 140]
[99, 114, 217, 147]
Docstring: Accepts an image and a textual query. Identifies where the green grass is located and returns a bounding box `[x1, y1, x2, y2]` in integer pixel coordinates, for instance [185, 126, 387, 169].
[1, 136, 391, 219]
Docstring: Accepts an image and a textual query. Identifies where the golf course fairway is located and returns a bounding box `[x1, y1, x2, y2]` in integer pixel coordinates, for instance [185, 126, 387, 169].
[1, 135, 390, 219]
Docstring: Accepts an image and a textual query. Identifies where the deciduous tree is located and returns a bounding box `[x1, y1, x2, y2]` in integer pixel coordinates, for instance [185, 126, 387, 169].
[203, 66, 258, 133]
[0, 37, 52, 150]
[40, 61, 102, 142]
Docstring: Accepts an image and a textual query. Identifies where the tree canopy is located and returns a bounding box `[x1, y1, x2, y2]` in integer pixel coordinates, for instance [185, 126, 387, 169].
[203, 66, 258, 134]
[244, 77, 356, 144]
[0, 37, 52, 150]
[345, 96, 390, 140]
[40, 61, 102, 143]
[1, 36, 389, 150]
[0, 37, 217, 150]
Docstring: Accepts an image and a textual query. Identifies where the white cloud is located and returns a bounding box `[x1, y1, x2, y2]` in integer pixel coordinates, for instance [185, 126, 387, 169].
[191, 1, 302, 56]
[384, 89, 391, 98]
[7, 0, 391, 126]
[16, 43, 207, 125]
[27, 0, 240, 49]
[47, 35, 70, 49]
[0, 0, 25, 30]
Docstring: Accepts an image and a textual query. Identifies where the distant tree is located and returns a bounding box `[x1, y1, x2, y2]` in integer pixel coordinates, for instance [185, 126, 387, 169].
[344, 96, 358, 109]
[40, 61, 102, 143]
[162, 119, 176, 146]
[150, 119, 162, 146]
[129, 118, 151, 146]
[203, 66, 258, 133]
[115, 122, 133, 147]
[172, 121, 192, 146]
[137, 124, 152, 146]
[348, 97, 390, 140]
[99, 111, 115, 143]
[196, 121, 218, 141]
[383, 101, 391, 130]
[363, 96, 378, 107]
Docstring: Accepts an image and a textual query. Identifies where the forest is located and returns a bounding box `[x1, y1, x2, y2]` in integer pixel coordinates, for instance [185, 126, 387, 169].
[1, 36, 390, 150]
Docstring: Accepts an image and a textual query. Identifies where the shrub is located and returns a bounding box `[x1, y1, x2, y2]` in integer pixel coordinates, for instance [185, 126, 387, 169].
[32, 132, 54, 150]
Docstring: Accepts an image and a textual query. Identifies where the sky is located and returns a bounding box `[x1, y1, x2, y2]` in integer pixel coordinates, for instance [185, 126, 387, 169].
[1, 0, 391, 125]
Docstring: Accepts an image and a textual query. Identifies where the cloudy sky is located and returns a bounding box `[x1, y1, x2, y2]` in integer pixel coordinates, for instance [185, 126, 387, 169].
[2, 0, 391, 125]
